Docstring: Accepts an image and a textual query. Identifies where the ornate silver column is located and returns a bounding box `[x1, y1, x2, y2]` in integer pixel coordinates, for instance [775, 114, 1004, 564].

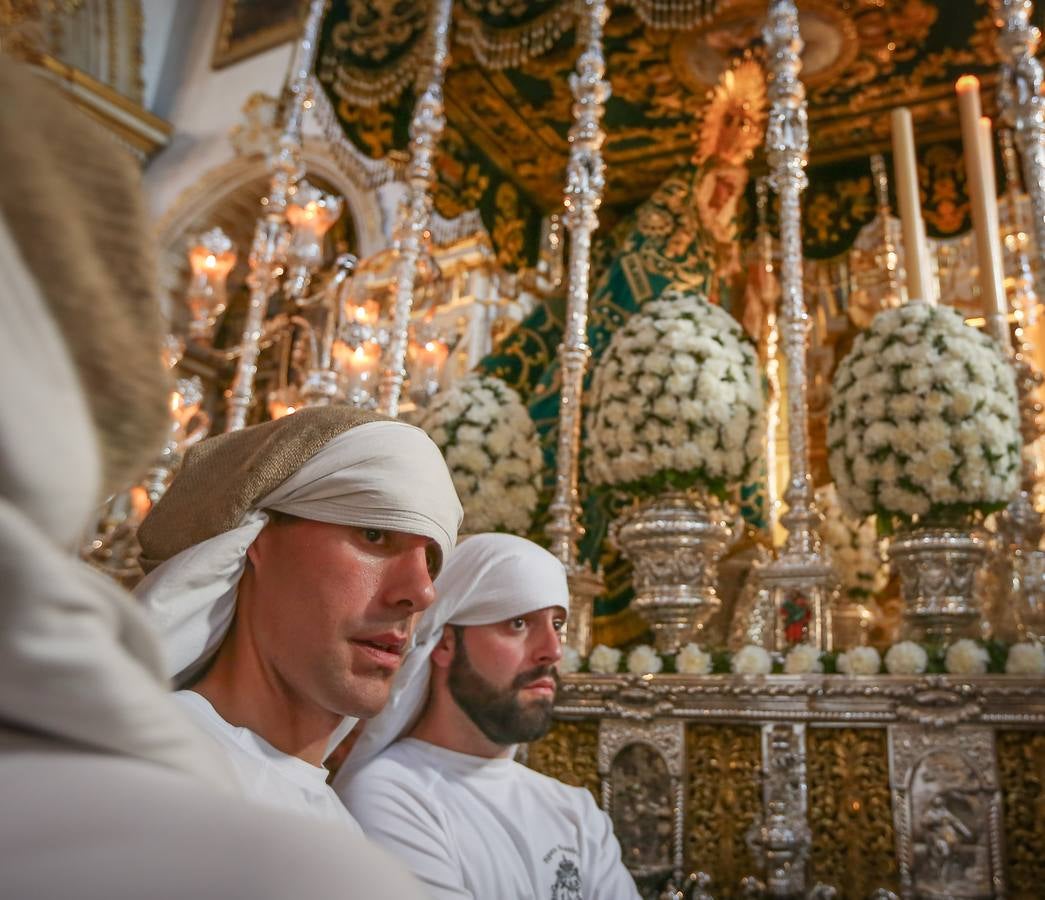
[225, 0, 326, 432]
[377, 0, 453, 417]
[993, 126, 1045, 639]
[996, 0, 1045, 299]
[754, 0, 839, 650]
[546, 0, 611, 655]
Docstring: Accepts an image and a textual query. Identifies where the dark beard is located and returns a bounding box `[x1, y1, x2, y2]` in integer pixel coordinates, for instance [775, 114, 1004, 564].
[447, 638, 558, 746]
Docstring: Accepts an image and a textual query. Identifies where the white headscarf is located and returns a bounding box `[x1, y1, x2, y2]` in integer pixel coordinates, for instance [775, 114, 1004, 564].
[136, 421, 463, 688]
[0, 213, 234, 787]
[333, 532, 569, 786]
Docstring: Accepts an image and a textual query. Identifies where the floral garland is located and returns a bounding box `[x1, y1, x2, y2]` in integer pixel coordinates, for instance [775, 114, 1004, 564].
[560, 638, 1045, 677]
[827, 301, 1020, 528]
[417, 374, 541, 534]
[817, 484, 887, 600]
[585, 288, 764, 499]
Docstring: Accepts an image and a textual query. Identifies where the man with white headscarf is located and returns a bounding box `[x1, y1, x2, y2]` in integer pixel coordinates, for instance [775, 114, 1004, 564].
[0, 58, 426, 898]
[336, 532, 640, 899]
[135, 405, 462, 830]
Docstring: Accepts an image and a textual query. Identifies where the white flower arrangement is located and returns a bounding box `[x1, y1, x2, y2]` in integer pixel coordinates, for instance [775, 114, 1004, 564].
[884, 640, 929, 675]
[676, 643, 712, 675]
[585, 288, 764, 497]
[1005, 641, 1045, 674]
[569, 639, 1040, 677]
[827, 301, 1020, 526]
[784, 644, 823, 674]
[417, 374, 541, 534]
[836, 646, 882, 676]
[626, 644, 664, 675]
[731, 644, 772, 675]
[817, 484, 887, 599]
[944, 638, 990, 675]
[588, 643, 623, 674]
[559, 645, 582, 675]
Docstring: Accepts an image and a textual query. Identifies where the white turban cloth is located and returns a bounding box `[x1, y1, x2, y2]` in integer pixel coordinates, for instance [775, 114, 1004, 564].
[135, 420, 462, 690]
[334, 532, 569, 786]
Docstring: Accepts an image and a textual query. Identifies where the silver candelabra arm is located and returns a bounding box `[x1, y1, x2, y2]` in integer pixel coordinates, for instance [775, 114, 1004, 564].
[378, 0, 453, 418]
[224, 0, 327, 431]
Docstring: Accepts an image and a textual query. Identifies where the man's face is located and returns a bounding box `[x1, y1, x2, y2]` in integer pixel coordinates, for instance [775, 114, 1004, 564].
[242, 518, 439, 719]
[447, 606, 566, 745]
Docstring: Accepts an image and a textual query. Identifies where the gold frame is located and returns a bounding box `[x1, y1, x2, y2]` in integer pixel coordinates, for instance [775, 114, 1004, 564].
[212, 0, 304, 70]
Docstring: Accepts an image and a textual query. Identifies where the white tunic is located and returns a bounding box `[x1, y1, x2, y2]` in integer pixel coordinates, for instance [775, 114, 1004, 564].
[341, 738, 641, 900]
[173, 690, 361, 833]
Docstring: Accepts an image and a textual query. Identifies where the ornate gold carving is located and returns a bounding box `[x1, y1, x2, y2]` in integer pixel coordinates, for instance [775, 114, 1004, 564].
[996, 730, 1045, 896]
[807, 727, 900, 896]
[526, 720, 601, 800]
[685, 724, 762, 892]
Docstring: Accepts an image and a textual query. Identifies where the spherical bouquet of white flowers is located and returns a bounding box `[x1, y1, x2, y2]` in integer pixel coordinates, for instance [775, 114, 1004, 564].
[827, 301, 1020, 527]
[417, 374, 541, 534]
[585, 288, 764, 498]
[817, 484, 887, 600]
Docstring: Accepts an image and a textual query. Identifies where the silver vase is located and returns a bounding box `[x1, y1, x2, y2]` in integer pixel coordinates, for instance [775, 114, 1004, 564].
[615, 491, 735, 653]
[887, 527, 987, 641]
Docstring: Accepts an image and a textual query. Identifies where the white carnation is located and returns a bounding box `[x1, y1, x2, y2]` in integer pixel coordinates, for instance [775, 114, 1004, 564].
[588, 644, 623, 674]
[837, 646, 882, 676]
[559, 646, 582, 675]
[1005, 642, 1045, 674]
[885, 640, 929, 675]
[784, 644, 823, 674]
[627, 644, 664, 675]
[731, 644, 772, 675]
[945, 638, 990, 675]
[676, 643, 712, 675]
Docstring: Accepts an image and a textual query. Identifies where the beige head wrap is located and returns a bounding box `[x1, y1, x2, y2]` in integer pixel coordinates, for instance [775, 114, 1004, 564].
[136, 406, 463, 689]
[0, 58, 232, 786]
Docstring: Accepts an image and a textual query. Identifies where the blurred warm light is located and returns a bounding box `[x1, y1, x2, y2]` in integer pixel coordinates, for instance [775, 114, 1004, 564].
[267, 386, 302, 419]
[186, 228, 236, 338]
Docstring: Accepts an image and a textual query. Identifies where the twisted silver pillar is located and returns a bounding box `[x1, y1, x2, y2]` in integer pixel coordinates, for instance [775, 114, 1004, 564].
[546, 0, 610, 655]
[225, 0, 326, 432]
[996, 0, 1045, 299]
[378, 0, 453, 417]
[754, 0, 838, 651]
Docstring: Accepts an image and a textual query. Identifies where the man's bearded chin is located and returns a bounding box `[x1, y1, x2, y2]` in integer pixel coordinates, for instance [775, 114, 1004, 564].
[448, 641, 559, 746]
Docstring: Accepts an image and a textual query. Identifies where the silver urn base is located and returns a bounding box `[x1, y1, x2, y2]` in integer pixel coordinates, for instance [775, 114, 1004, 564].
[615, 492, 735, 653]
[887, 527, 987, 641]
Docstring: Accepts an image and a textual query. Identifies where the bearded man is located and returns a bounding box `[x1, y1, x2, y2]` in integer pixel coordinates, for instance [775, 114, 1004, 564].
[135, 406, 462, 831]
[336, 532, 640, 899]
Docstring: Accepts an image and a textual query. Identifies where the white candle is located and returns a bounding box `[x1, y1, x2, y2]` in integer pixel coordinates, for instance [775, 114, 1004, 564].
[890, 107, 935, 304]
[956, 76, 1009, 326]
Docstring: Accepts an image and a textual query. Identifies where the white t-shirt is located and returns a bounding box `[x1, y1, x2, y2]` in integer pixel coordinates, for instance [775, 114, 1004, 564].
[340, 738, 640, 900]
[173, 690, 361, 833]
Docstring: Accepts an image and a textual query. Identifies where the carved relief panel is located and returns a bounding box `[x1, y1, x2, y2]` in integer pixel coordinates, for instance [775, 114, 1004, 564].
[888, 725, 1005, 900]
[599, 719, 686, 892]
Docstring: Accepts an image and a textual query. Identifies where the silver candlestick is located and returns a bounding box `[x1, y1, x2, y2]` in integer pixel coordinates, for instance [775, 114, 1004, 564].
[753, 0, 839, 651]
[546, 0, 611, 655]
[378, 0, 453, 417]
[225, 0, 326, 432]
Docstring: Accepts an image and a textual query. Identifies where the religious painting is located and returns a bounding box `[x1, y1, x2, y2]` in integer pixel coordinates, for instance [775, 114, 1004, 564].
[212, 0, 305, 69]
